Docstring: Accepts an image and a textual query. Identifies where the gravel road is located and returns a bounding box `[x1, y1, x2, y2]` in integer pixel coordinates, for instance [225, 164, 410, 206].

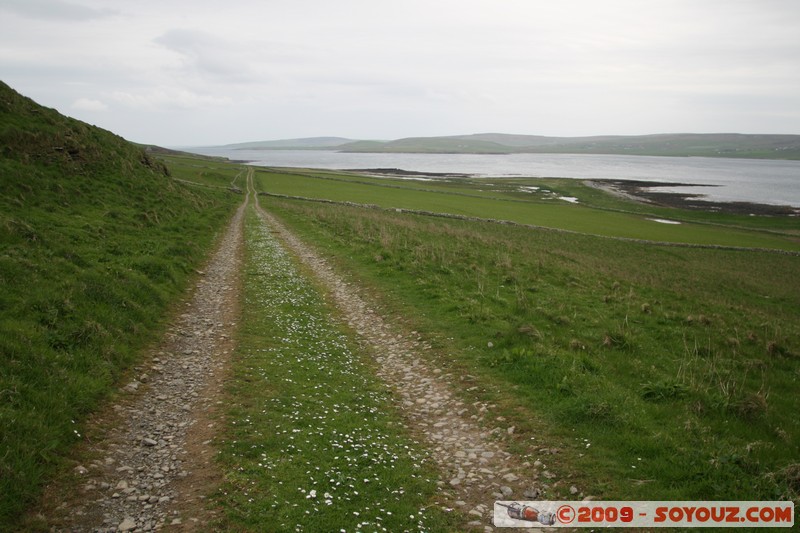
[40, 172, 557, 532]
[43, 192, 246, 532]
[254, 193, 555, 531]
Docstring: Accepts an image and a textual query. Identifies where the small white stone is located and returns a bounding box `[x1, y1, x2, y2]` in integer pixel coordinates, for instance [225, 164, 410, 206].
[118, 517, 137, 531]
[523, 488, 541, 499]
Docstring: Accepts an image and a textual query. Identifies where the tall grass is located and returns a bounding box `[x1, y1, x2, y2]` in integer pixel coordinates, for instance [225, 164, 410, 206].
[0, 82, 241, 527]
[263, 197, 799, 507]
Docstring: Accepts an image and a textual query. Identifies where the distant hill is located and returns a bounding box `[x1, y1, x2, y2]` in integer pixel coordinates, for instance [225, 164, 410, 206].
[222, 137, 356, 150]
[340, 136, 514, 154]
[338, 133, 800, 159]
[214, 133, 800, 159]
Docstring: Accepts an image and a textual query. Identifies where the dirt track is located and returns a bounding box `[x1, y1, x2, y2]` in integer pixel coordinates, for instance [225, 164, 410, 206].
[252, 179, 552, 530]
[39, 168, 554, 532]
[39, 185, 246, 532]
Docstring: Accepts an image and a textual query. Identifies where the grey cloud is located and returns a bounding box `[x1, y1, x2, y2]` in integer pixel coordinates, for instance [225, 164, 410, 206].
[4, 0, 799, 145]
[154, 29, 296, 84]
[154, 29, 238, 74]
[0, 0, 118, 21]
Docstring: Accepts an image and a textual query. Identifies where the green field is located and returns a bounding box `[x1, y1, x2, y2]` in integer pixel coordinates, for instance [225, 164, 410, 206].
[253, 168, 800, 251]
[251, 170, 800, 510]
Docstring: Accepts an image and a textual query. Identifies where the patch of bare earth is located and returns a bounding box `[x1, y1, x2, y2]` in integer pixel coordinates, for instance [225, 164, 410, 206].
[33, 196, 246, 533]
[255, 197, 558, 532]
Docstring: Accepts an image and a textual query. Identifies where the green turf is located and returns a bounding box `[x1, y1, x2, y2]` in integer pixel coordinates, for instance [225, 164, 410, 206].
[214, 205, 458, 531]
[253, 169, 800, 251]
[261, 196, 800, 511]
[0, 82, 241, 527]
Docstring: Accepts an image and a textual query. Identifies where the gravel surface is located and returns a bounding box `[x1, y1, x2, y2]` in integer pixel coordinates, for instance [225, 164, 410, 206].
[40, 177, 558, 532]
[44, 196, 246, 532]
[255, 196, 554, 531]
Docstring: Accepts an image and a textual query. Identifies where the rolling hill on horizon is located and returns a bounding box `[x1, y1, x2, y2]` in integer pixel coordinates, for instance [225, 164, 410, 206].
[220, 136, 357, 150]
[212, 132, 800, 159]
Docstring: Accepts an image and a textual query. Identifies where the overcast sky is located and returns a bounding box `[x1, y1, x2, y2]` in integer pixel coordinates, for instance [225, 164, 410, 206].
[2, 0, 799, 146]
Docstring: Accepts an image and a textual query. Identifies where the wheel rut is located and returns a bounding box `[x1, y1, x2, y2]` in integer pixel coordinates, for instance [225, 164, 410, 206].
[252, 188, 549, 531]
[40, 179, 247, 532]
[39, 168, 551, 532]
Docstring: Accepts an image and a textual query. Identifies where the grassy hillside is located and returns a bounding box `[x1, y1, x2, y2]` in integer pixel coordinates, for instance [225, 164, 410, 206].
[0, 81, 240, 526]
[249, 165, 799, 516]
[261, 196, 800, 509]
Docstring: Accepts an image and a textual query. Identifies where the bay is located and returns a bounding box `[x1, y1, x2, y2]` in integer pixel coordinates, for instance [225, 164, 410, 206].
[188, 148, 800, 208]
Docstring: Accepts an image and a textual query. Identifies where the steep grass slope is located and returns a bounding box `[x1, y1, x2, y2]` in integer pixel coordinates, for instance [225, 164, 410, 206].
[266, 198, 800, 509]
[0, 81, 239, 525]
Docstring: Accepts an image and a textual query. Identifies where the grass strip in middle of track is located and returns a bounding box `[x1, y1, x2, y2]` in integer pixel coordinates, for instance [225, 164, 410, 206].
[214, 206, 456, 531]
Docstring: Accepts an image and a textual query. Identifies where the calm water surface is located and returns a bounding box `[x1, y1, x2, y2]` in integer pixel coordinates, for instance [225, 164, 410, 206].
[188, 148, 800, 207]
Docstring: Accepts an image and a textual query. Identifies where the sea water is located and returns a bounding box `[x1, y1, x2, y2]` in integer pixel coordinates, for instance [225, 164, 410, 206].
[187, 148, 800, 208]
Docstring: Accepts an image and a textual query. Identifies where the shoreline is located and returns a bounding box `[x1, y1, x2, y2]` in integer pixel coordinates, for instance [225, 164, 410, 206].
[355, 171, 800, 216]
[238, 161, 799, 217]
[586, 179, 800, 216]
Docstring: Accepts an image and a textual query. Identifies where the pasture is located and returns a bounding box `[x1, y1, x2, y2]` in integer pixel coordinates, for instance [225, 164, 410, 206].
[252, 167, 800, 505]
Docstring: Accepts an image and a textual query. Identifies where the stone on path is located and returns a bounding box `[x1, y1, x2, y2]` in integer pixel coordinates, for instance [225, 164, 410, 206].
[117, 516, 136, 531]
[251, 200, 559, 531]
